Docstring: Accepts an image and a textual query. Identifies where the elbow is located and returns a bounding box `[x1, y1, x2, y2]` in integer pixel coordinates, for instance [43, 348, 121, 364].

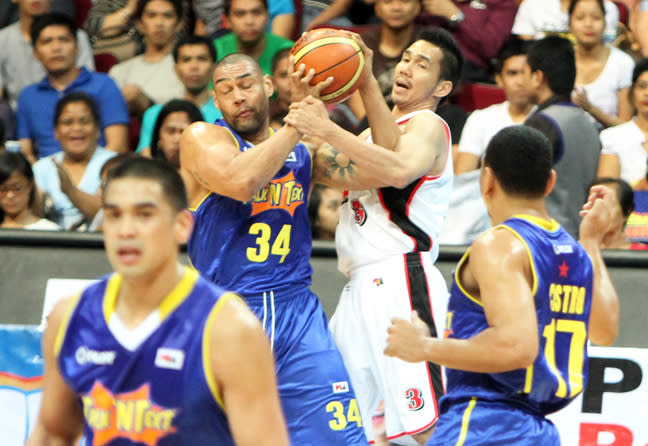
[510, 341, 538, 370]
[387, 167, 416, 189]
[229, 177, 261, 202]
[589, 325, 618, 346]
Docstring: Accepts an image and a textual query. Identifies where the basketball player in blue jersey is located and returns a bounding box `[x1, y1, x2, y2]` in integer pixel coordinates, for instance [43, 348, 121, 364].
[284, 29, 463, 445]
[27, 158, 289, 446]
[384, 126, 620, 445]
[179, 53, 368, 446]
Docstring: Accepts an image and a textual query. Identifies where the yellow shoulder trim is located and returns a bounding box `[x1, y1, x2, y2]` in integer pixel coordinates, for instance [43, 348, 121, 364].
[159, 267, 200, 320]
[495, 224, 539, 296]
[53, 292, 83, 357]
[221, 126, 241, 150]
[202, 292, 245, 410]
[103, 274, 122, 327]
[454, 247, 483, 307]
[513, 214, 560, 232]
[189, 192, 212, 212]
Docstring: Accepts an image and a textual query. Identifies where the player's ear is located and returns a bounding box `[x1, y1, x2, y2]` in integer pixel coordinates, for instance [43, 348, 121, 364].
[434, 80, 453, 99]
[174, 209, 194, 245]
[263, 74, 275, 98]
[544, 169, 557, 197]
[479, 165, 495, 199]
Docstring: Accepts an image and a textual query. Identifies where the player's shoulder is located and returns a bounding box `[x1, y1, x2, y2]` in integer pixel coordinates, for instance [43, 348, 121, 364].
[402, 109, 446, 131]
[206, 292, 262, 342]
[471, 225, 529, 263]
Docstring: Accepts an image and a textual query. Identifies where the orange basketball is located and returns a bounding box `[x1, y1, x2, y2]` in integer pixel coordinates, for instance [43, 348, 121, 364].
[290, 28, 365, 104]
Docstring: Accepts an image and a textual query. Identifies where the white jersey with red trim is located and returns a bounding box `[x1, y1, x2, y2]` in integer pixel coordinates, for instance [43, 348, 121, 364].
[336, 109, 453, 276]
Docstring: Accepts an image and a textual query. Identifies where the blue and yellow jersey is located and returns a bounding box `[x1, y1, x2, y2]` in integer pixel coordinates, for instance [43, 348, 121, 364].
[56, 268, 238, 446]
[444, 215, 593, 415]
[187, 119, 313, 296]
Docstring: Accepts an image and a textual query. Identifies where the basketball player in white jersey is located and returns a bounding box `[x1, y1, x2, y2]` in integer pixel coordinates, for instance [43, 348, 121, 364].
[285, 28, 463, 445]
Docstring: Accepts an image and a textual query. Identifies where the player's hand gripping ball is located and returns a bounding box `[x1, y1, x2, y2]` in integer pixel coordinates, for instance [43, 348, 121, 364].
[290, 28, 365, 104]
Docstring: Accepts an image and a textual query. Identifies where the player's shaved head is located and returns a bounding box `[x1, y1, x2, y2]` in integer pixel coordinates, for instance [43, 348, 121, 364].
[214, 53, 264, 82]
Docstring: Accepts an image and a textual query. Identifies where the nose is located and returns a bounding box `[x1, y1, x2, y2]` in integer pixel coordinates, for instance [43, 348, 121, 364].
[116, 214, 137, 238]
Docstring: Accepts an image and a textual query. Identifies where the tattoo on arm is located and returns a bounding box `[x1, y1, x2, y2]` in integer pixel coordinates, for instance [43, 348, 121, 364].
[193, 170, 210, 188]
[323, 148, 356, 180]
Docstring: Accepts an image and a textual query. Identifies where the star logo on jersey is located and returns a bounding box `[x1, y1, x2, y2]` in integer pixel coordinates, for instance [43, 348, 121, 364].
[81, 381, 178, 446]
[559, 261, 570, 278]
[250, 171, 304, 217]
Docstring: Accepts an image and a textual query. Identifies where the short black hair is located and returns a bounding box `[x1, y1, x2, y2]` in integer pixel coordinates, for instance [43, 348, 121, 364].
[151, 99, 204, 163]
[0, 151, 36, 223]
[104, 157, 188, 212]
[590, 177, 635, 220]
[225, 0, 268, 16]
[527, 36, 576, 96]
[416, 28, 463, 94]
[215, 53, 264, 77]
[135, 0, 184, 21]
[173, 34, 217, 63]
[271, 48, 290, 75]
[30, 12, 77, 47]
[494, 36, 529, 74]
[54, 92, 101, 127]
[569, 0, 606, 18]
[483, 126, 553, 198]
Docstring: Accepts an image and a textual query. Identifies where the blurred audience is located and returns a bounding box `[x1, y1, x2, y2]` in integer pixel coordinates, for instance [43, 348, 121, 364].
[108, 0, 186, 117]
[635, 0, 648, 57]
[213, 0, 294, 75]
[570, 0, 634, 129]
[266, 0, 297, 39]
[0, 151, 59, 230]
[302, 0, 353, 31]
[308, 184, 343, 240]
[32, 93, 116, 230]
[0, 0, 94, 111]
[589, 177, 648, 249]
[598, 58, 648, 182]
[150, 99, 203, 169]
[418, 0, 517, 82]
[524, 35, 600, 238]
[193, 0, 225, 38]
[512, 0, 619, 42]
[455, 36, 533, 174]
[16, 13, 129, 163]
[137, 35, 221, 153]
[270, 48, 291, 127]
[84, 0, 191, 62]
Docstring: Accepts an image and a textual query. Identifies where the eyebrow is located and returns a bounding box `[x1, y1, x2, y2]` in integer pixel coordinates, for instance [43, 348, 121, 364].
[214, 72, 253, 85]
[403, 50, 431, 63]
[103, 202, 158, 210]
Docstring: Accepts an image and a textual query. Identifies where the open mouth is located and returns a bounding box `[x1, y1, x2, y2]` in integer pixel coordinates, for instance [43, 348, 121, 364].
[117, 247, 142, 265]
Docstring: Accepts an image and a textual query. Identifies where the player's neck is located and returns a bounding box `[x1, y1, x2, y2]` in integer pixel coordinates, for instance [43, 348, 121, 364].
[392, 99, 437, 120]
[489, 197, 551, 226]
[240, 122, 271, 145]
[115, 262, 186, 329]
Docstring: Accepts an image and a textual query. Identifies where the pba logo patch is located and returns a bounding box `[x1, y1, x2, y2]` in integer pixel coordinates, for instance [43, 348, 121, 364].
[351, 199, 367, 226]
[405, 388, 425, 411]
[332, 381, 350, 394]
[82, 381, 179, 446]
[155, 348, 184, 370]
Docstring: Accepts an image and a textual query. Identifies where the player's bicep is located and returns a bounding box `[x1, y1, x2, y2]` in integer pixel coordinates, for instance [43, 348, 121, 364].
[395, 116, 450, 179]
[312, 143, 380, 190]
[470, 231, 539, 358]
[209, 297, 289, 446]
[35, 298, 84, 443]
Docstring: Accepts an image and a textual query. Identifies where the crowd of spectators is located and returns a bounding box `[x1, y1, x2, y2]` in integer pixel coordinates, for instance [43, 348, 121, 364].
[0, 0, 647, 249]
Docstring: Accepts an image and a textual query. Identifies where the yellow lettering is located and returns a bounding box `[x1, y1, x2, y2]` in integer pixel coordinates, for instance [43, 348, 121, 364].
[571, 287, 585, 315]
[549, 283, 562, 313]
[87, 408, 110, 430]
[290, 186, 303, 203]
[269, 183, 282, 205]
[116, 400, 134, 431]
[561, 285, 572, 313]
[283, 180, 296, 205]
[252, 187, 268, 202]
[158, 410, 175, 430]
[144, 410, 159, 429]
[134, 400, 150, 432]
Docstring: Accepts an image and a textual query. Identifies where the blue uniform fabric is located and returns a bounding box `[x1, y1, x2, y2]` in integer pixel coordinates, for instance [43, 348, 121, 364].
[16, 68, 129, 159]
[57, 269, 237, 446]
[188, 119, 367, 446]
[429, 215, 593, 445]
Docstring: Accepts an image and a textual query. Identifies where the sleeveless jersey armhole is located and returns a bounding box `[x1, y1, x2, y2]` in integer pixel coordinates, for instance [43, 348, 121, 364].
[453, 247, 483, 307]
[493, 224, 539, 296]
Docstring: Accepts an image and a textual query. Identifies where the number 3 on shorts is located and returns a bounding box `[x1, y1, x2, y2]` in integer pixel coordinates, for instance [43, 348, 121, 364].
[326, 399, 362, 431]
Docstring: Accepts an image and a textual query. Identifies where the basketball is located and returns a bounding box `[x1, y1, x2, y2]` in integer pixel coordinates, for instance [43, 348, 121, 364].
[290, 28, 365, 104]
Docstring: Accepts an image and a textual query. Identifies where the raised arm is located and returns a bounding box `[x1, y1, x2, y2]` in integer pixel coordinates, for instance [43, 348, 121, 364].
[208, 294, 289, 446]
[286, 97, 449, 189]
[385, 228, 539, 373]
[26, 297, 84, 446]
[53, 161, 103, 222]
[579, 185, 620, 345]
[180, 122, 301, 202]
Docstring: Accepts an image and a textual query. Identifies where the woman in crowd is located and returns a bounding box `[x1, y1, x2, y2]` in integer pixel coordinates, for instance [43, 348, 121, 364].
[570, 0, 635, 129]
[0, 151, 59, 230]
[308, 184, 343, 240]
[150, 99, 203, 170]
[32, 93, 116, 230]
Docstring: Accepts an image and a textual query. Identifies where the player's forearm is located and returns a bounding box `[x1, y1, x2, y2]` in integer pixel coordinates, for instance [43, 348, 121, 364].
[358, 77, 401, 150]
[319, 123, 418, 188]
[424, 329, 538, 373]
[580, 239, 619, 345]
